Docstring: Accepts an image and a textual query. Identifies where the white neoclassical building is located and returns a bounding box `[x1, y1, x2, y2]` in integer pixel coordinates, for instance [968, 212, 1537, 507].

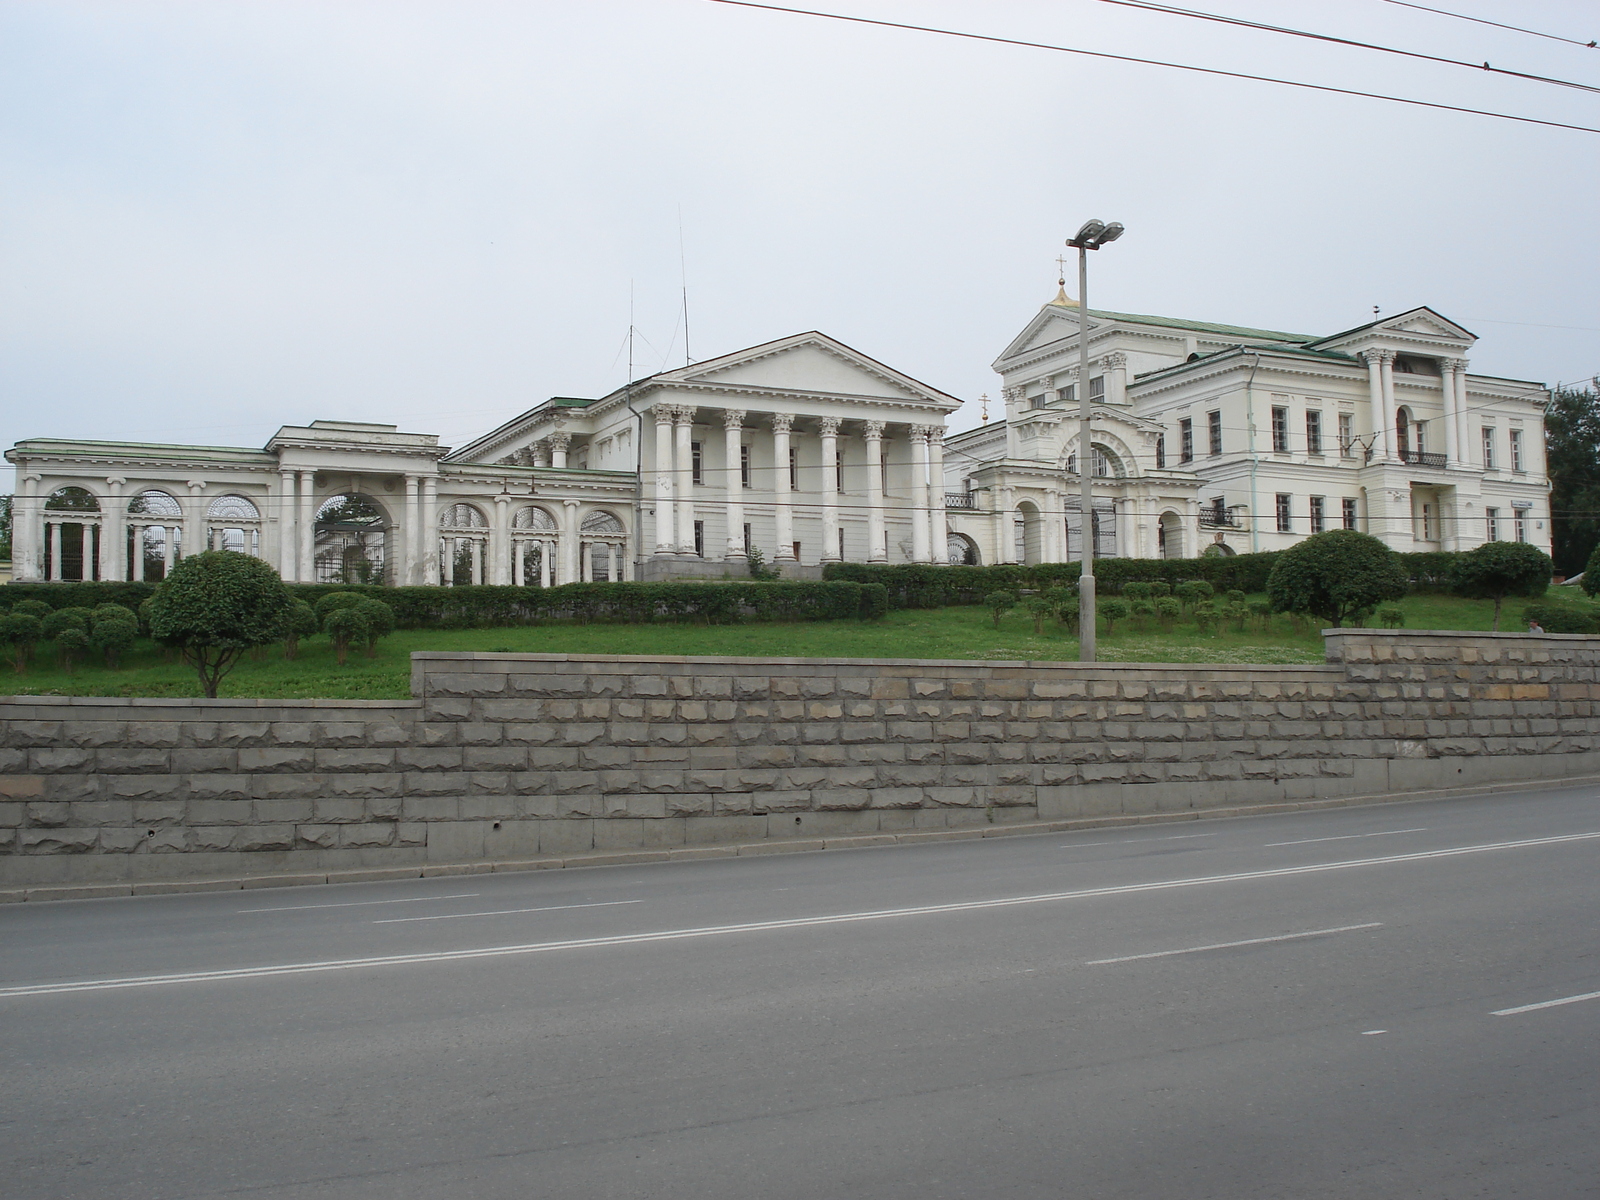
[5, 332, 962, 585]
[944, 295, 1552, 563]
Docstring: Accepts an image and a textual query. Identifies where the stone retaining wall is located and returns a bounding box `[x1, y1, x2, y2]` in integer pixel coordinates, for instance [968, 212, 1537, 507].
[3, 630, 1597, 888]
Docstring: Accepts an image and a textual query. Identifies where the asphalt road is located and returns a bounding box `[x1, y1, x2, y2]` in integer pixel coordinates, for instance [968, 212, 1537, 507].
[4, 784, 1599, 1200]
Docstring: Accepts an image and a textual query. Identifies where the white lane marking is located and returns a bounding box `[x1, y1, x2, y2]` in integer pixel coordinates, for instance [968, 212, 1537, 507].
[1085, 922, 1382, 965]
[5, 830, 1598, 999]
[1264, 828, 1428, 847]
[239, 894, 480, 914]
[1362, 1030, 1388, 1035]
[373, 900, 643, 925]
[1492, 989, 1600, 1016]
[1062, 833, 1219, 847]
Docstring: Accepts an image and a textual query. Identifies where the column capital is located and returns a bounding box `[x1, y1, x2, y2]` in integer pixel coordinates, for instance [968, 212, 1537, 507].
[908, 426, 930, 444]
[547, 431, 571, 450]
[722, 409, 746, 429]
[1103, 351, 1127, 369]
[672, 405, 697, 426]
[653, 405, 675, 425]
[912, 423, 943, 440]
[1040, 375, 1054, 390]
[770, 412, 794, 434]
[861, 420, 886, 439]
[817, 416, 841, 437]
[1360, 347, 1396, 366]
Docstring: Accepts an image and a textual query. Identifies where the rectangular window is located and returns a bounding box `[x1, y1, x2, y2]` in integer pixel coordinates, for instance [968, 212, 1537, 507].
[788, 447, 798, 491]
[1275, 493, 1292, 532]
[1208, 410, 1223, 456]
[1061, 383, 1076, 403]
[1306, 411, 1323, 456]
[1089, 376, 1105, 400]
[691, 442, 703, 485]
[1030, 393, 1046, 410]
[835, 450, 844, 492]
[1420, 504, 1434, 542]
[740, 445, 751, 487]
[1510, 428, 1524, 472]
[1155, 433, 1166, 470]
[693, 520, 705, 557]
[1309, 495, 1325, 533]
[1485, 507, 1499, 541]
[1514, 506, 1529, 542]
[743, 522, 752, 553]
[1342, 497, 1358, 530]
[881, 455, 889, 494]
[1482, 427, 1496, 469]
[837, 529, 845, 560]
[1338, 413, 1355, 458]
[1271, 406, 1289, 453]
[792, 540, 801, 562]
[1210, 496, 1227, 524]
[1179, 418, 1194, 463]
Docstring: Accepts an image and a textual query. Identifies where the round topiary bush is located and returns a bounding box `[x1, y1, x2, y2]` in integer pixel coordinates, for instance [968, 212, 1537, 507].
[146, 551, 293, 697]
[1448, 540, 1553, 630]
[1265, 529, 1407, 628]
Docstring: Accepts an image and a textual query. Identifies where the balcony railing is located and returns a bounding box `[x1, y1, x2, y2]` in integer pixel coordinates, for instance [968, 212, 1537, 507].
[1198, 509, 1242, 529]
[945, 492, 977, 510]
[1399, 449, 1448, 468]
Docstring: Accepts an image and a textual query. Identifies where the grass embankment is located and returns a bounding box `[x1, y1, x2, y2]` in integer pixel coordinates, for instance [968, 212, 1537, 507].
[0, 592, 1562, 701]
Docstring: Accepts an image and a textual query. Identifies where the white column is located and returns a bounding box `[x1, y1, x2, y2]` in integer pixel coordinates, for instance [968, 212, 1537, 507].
[1438, 361, 1460, 468]
[819, 417, 841, 562]
[928, 425, 948, 566]
[653, 407, 676, 555]
[910, 427, 932, 564]
[995, 485, 1014, 563]
[1379, 351, 1398, 461]
[161, 526, 175, 578]
[403, 475, 420, 584]
[723, 409, 746, 560]
[48, 521, 62, 581]
[296, 470, 315, 581]
[1104, 351, 1128, 405]
[540, 539, 553, 588]
[470, 536, 483, 585]
[674, 408, 696, 554]
[771, 413, 795, 561]
[863, 421, 886, 562]
[13, 474, 40, 582]
[184, 481, 205, 562]
[1044, 489, 1063, 562]
[1003, 388, 1021, 458]
[421, 476, 439, 585]
[276, 471, 296, 579]
[548, 432, 570, 470]
[1455, 360, 1471, 467]
[102, 478, 125, 580]
[561, 500, 579, 583]
[132, 525, 146, 581]
[1362, 351, 1388, 462]
[490, 494, 509, 585]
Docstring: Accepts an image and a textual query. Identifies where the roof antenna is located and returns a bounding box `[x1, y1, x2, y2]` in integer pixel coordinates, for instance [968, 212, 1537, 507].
[1373, 304, 1381, 316]
[679, 207, 692, 366]
[629, 279, 635, 384]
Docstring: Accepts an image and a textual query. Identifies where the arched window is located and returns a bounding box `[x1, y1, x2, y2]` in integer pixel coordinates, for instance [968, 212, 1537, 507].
[946, 532, 980, 566]
[44, 486, 100, 512]
[580, 510, 624, 534]
[512, 505, 557, 531]
[1396, 407, 1412, 457]
[316, 493, 388, 584]
[206, 494, 260, 520]
[129, 489, 182, 517]
[440, 503, 488, 530]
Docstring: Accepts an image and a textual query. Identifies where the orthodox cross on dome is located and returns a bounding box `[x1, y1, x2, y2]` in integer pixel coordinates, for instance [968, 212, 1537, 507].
[1052, 255, 1077, 307]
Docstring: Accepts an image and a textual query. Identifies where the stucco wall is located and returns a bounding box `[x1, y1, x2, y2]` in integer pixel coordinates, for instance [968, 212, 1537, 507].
[3, 630, 1597, 890]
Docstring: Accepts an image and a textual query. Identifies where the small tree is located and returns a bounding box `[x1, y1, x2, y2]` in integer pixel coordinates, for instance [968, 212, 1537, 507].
[1099, 596, 1129, 635]
[1021, 593, 1053, 634]
[1175, 580, 1213, 612]
[1379, 606, 1406, 628]
[1155, 595, 1181, 630]
[281, 601, 318, 660]
[315, 591, 366, 624]
[985, 591, 1016, 628]
[323, 607, 369, 665]
[42, 608, 92, 666]
[56, 626, 90, 673]
[145, 551, 292, 697]
[354, 598, 396, 658]
[746, 546, 781, 581]
[1580, 542, 1600, 598]
[1265, 529, 1407, 628]
[91, 618, 138, 670]
[1449, 541, 1553, 630]
[0, 613, 42, 673]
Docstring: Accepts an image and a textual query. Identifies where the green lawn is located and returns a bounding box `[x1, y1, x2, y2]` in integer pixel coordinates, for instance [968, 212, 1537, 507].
[0, 592, 1562, 700]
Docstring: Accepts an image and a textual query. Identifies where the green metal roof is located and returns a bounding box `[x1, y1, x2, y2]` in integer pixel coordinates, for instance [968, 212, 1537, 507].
[549, 396, 595, 408]
[8, 438, 273, 460]
[1083, 307, 1318, 343]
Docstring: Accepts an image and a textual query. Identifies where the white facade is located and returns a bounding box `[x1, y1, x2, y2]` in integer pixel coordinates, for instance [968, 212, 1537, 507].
[944, 298, 1552, 564]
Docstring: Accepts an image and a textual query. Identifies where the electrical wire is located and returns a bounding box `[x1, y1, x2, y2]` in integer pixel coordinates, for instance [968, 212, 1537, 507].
[1379, 0, 1597, 50]
[705, 0, 1600, 135]
[1092, 0, 1600, 93]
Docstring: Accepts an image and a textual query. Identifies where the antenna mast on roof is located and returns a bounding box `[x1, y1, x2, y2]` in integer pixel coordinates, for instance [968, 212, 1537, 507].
[679, 207, 692, 366]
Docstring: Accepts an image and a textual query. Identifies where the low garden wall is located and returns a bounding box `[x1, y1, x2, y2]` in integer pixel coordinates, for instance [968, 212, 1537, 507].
[2, 630, 1598, 891]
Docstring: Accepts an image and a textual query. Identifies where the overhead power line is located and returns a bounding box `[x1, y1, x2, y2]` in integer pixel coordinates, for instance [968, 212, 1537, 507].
[1092, 0, 1600, 94]
[1380, 0, 1597, 50]
[705, 1, 1600, 135]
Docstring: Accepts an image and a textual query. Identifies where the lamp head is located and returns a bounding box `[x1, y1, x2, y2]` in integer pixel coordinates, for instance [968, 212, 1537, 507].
[1071, 219, 1106, 245]
[1098, 222, 1125, 244]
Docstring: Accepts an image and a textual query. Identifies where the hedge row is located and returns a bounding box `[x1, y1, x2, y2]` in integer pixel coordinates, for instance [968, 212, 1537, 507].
[0, 580, 883, 628]
[1523, 599, 1600, 634]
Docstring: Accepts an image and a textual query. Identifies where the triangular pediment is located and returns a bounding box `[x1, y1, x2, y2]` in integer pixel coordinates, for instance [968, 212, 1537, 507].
[1308, 306, 1476, 351]
[995, 303, 1097, 365]
[653, 332, 958, 408]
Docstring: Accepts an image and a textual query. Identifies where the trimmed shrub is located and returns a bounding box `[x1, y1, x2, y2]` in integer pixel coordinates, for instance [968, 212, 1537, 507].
[41, 607, 92, 641]
[145, 551, 293, 698]
[1155, 596, 1181, 630]
[280, 601, 318, 659]
[1266, 530, 1407, 628]
[90, 618, 137, 669]
[0, 613, 43, 672]
[1099, 597, 1129, 635]
[857, 582, 889, 622]
[315, 591, 367, 624]
[323, 607, 370, 666]
[56, 626, 90, 672]
[1585, 544, 1600, 599]
[354, 598, 397, 657]
[1024, 593, 1054, 634]
[985, 591, 1016, 628]
[1522, 601, 1600, 634]
[1448, 541, 1553, 630]
[1175, 580, 1214, 612]
[1378, 606, 1405, 628]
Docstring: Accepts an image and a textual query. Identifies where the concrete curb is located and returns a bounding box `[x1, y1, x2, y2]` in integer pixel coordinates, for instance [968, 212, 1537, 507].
[5, 770, 1599, 905]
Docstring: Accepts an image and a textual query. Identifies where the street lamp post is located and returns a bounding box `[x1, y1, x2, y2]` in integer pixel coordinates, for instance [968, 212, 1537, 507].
[1066, 218, 1124, 663]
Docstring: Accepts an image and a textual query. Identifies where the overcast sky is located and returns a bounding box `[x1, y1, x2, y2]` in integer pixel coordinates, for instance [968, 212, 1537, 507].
[4, 0, 1598, 490]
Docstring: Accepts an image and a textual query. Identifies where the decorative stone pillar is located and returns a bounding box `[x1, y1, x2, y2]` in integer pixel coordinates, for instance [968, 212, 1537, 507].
[276, 471, 296, 580]
[491, 493, 510, 585]
[1104, 352, 1128, 406]
[12, 473, 40, 582]
[928, 424, 948, 566]
[548, 432, 571, 470]
[131, 523, 146, 581]
[102, 477, 125, 580]
[910, 426, 932, 564]
[162, 524, 176, 578]
[421, 476, 439, 585]
[863, 420, 887, 562]
[819, 417, 841, 561]
[673, 408, 696, 554]
[1044, 489, 1063, 562]
[540, 538, 553, 588]
[403, 475, 420, 584]
[561, 500, 580, 582]
[653, 406, 676, 554]
[723, 409, 746, 560]
[470, 535, 483, 586]
[1455, 360, 1471, 467]
[511, 537, 524, 586]
[532, 440, 551, 469]
[48, 520, 63, 581]
[994, 485, 1015, 564]
[1361, 351, 1388, 461]
[1438, 360, 1459, 468]
[184, 481, 206, 564]
[1002, 388, 1022, 458]
[771, 414, 795, 561]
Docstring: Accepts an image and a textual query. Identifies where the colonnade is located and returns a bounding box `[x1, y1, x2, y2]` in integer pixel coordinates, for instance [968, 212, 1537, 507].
[1360, 350, 1471, 466]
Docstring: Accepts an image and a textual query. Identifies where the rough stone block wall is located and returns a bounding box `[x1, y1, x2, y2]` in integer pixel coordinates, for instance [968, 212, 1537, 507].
[2, 631, 1597, 888]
